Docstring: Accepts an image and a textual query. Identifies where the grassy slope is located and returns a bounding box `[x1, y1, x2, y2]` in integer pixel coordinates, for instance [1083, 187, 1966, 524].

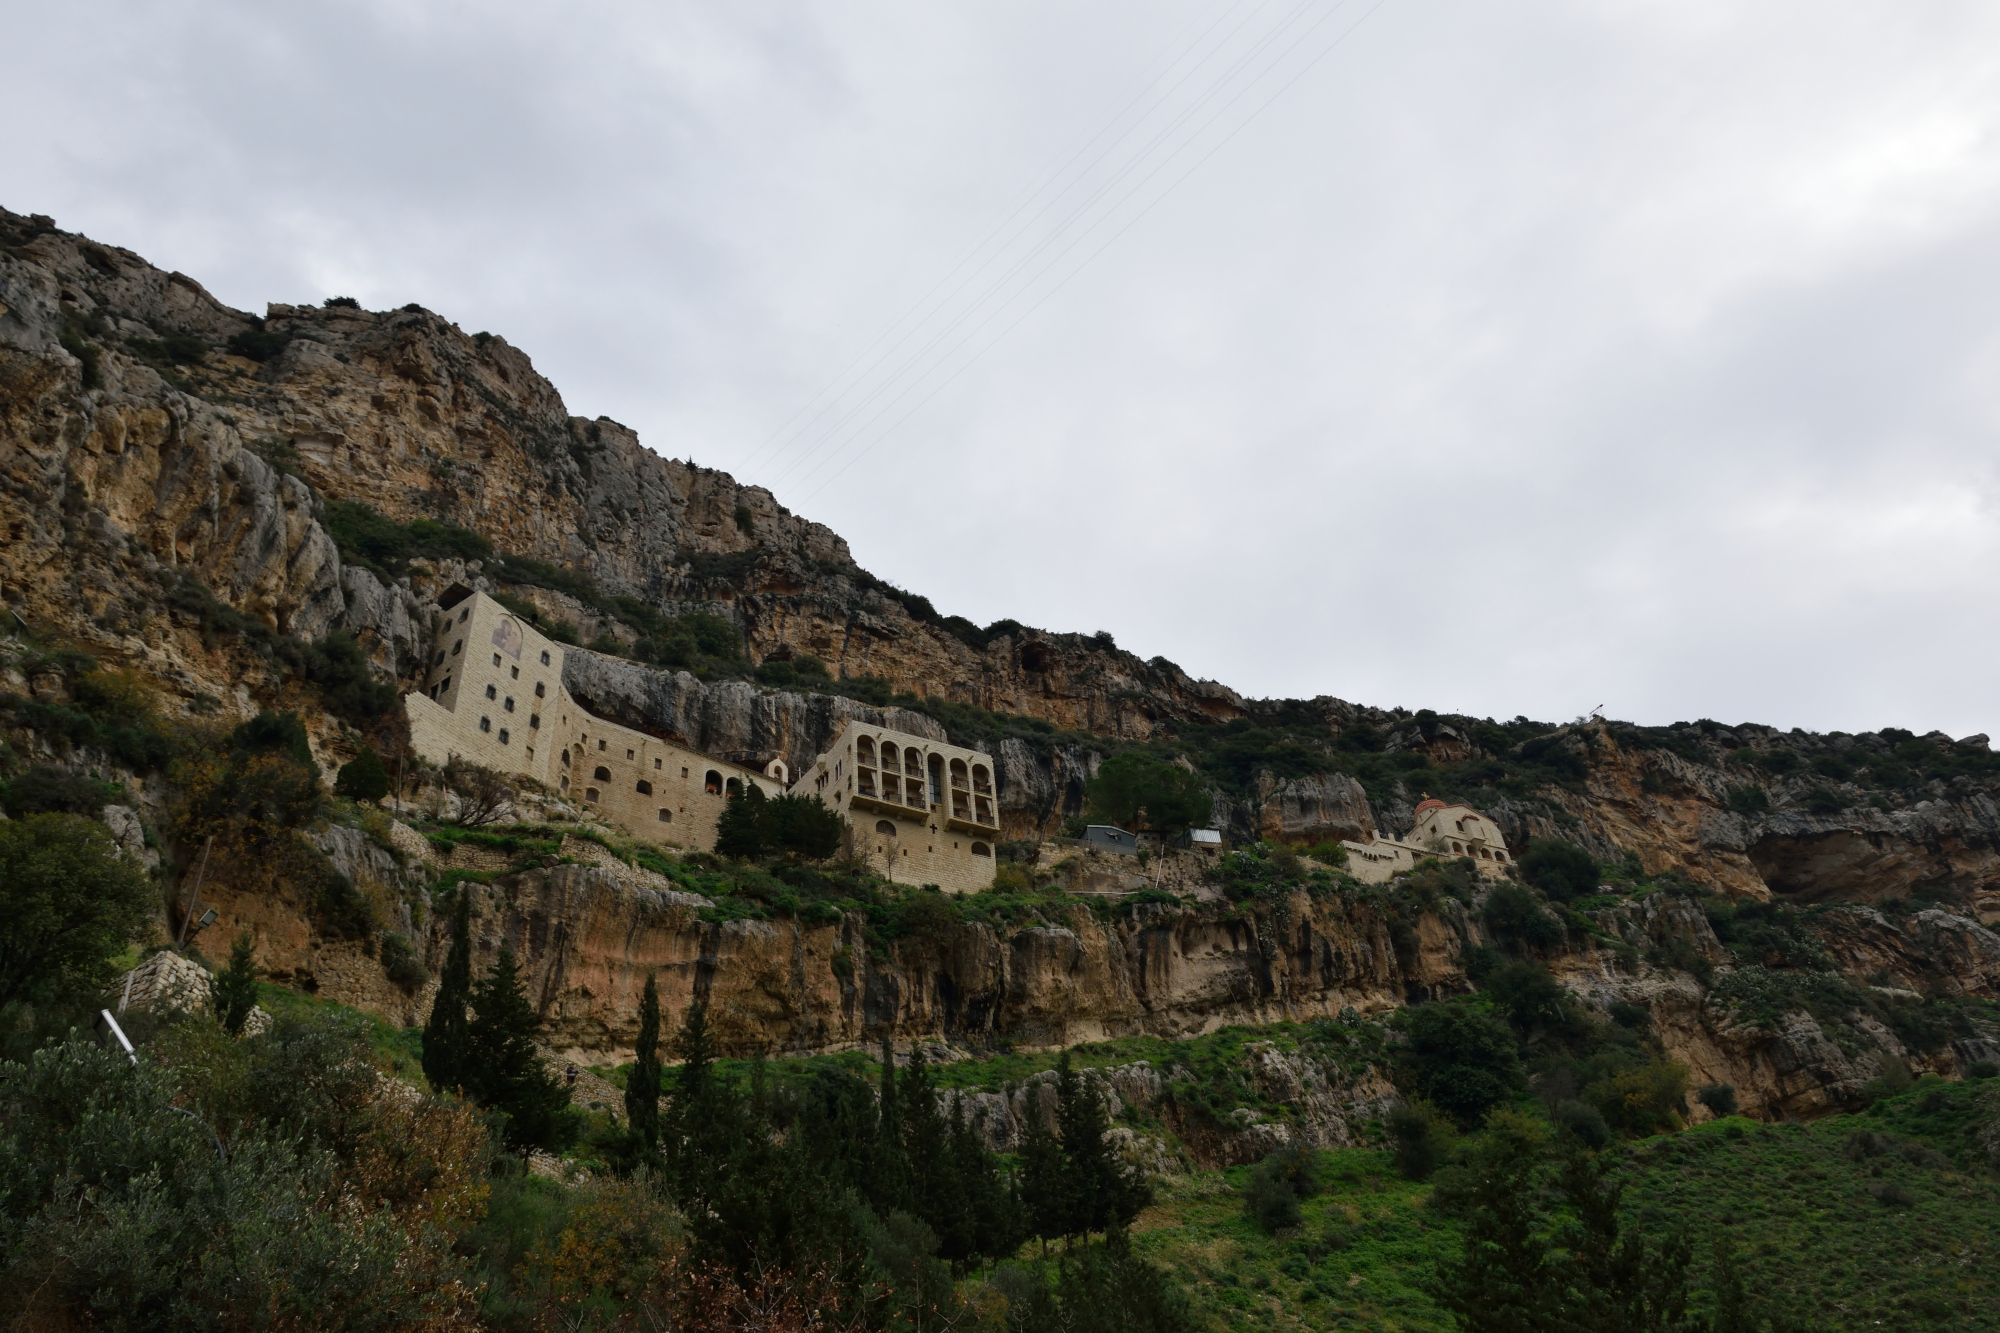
[1129, 1074, 2000, 1332]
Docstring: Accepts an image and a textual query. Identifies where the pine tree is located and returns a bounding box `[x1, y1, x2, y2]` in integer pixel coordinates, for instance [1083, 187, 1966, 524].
[209, 931, 260, 1035]
[626, 971, 662, 1152]
[421, 890, 472, 1093]
[466, 942, 573, 1150]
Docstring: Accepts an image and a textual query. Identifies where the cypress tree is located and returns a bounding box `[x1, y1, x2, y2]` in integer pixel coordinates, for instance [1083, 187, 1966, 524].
[626, 972, 662, 1152]
[1018, 1077, 1068, 1253]
[209, 931, 260, 1035]
[714, 782, 769, 859]
[666, 1001, 726, 1197]
[466, 942, 573, 1150]
[421, 890, 472, 1093]
[875, 1036, 911, 1212]
[1054, 1052, 1150, 1237]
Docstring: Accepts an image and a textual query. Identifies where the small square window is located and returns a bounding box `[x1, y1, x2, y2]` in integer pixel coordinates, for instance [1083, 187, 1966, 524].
[653, 758, 661, 769]
[540, 650, 550, 665]
[626, 749, 635, 760]
[598, 740, 606, 751]
[534, 682, 545, 697]
[493, 653, 501, 667]
[479, 717, 491, 732]
[529, 714, 540, 729]
[498, 728, 510, 744]
[504, 698, 515, 712]
[485, 684, 497, 700]
[510, 666, 519, 679]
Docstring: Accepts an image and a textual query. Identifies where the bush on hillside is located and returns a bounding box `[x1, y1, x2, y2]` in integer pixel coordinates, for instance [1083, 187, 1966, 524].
[0, 813, 154, 1006]
[1518, 838, 1599, 902]
[1397, 1001, 1526, 1128]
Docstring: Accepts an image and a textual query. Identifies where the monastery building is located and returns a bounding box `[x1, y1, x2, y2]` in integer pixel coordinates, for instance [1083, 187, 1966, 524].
[1338, 798, 1514, 885]
[403, 588, 1000, 891]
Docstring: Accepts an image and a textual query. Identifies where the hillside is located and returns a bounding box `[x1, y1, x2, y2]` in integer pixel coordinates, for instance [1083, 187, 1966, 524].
[6, 203, 2000, 1107]
[14, 205, 2000, 1333]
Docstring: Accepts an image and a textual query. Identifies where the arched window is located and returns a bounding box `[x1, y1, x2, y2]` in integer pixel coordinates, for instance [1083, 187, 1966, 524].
[881, 743, 899, 770]
[560, 748, 570, 766]
[875, 820, 897, 836]
[584, 787, 600, 802]
[905, 749, 922, 777]
[705, 771, 723, 794]
[949, 759, 968, 788]
[636, 780, 652, 795]
[725, 777, 743, 797]
[658, 809, 672, 822]
[971, 842, 991, 857]
[857, 737, 876, 767]
[559, 774, 569, 790]
[972, 764, 992, 793]
[592, 766, 609, 781]
[928, 754, 944, 804]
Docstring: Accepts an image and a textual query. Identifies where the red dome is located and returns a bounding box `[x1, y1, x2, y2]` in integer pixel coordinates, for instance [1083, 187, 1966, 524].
[1413, 798, 1446, 816]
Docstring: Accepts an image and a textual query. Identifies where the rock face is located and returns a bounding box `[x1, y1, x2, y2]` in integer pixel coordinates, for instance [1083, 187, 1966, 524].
[13, 208, 2000, 1141]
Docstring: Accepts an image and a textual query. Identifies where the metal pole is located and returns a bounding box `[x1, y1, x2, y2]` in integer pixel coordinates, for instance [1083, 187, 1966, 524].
[176, 834, 214, 946]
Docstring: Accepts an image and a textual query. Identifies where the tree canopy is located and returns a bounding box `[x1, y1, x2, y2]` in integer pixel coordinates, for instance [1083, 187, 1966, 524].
[1084, 752, 1213, 838]
[0, 813, 153, 1006]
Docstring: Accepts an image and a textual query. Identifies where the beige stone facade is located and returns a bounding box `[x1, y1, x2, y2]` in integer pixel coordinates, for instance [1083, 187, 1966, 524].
[790, 719, 1001, 893]
[405, 589, 780, 850]
[1339, 798, 1514, 886]
[405, 591, 999, 890]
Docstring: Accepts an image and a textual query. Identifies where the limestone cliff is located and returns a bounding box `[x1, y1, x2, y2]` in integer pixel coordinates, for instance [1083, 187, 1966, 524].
[9, 206, 2000, 1142]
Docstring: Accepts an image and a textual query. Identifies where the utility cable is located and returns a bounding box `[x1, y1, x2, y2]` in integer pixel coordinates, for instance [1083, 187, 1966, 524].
[794, 0, 1397, 506]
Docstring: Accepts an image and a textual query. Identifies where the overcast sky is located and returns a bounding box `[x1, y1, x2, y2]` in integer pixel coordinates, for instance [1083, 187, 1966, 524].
[11, 1, 1999, 738]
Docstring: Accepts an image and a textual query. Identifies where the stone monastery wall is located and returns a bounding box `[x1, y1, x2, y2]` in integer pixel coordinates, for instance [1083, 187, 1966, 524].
[404, 591, 1000, 890]
[406, 590, 780, 852]
[791, 719, 1003, 894]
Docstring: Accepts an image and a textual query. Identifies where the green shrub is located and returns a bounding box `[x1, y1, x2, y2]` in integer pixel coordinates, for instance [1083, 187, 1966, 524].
[1242, 1146, 1319, 1232]
[1696, 1082, 1739, 1117]
[334, 746, 391, 802]
[1726, 783, 1770, 814]
[0, 764, 121, 815]
[1397, 1000, 1526, 1127]
[379, 932, 427, 990]
[1389, 1100, 1456, 1179]
[1482, 882, 1564, 950]
[1085, 752, 1213, 841]
[0, 813, 154, 1006]
[225, 320, 292, 362]
[1517, 838, 1598, 902]
[1552, 1097, 1612, 1146]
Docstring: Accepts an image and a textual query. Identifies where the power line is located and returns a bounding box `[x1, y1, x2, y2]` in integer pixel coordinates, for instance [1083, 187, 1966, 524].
[763, 0, 1343, 494]
[733, 0, 1263, 478]
[795, 0, 1397, 505]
